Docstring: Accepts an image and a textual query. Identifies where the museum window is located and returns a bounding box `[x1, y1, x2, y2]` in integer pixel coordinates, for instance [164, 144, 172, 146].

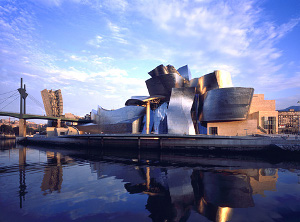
[261, 116, 276, 134]
[209, 127, 218, 135]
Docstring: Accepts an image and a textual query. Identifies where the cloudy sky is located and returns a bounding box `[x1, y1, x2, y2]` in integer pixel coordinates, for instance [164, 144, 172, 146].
[0, 0, 300, 119]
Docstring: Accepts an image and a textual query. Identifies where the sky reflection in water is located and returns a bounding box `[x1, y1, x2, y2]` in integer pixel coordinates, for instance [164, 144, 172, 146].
[0, 142, 300, 222]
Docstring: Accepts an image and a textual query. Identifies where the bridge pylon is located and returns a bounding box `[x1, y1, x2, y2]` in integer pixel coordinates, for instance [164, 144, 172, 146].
[18, 78, 28, 137]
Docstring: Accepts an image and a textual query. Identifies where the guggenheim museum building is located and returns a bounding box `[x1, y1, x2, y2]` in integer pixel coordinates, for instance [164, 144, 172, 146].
[84, 64, 278, 136]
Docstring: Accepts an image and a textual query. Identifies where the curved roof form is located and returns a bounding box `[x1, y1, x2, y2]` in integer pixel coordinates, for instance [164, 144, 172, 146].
[190, 70, 233, 95]
[125, 95, 165, 106]
[202, 87, 254, 122]
[146, 73, 185, 98]
[93, 106, 146, 125]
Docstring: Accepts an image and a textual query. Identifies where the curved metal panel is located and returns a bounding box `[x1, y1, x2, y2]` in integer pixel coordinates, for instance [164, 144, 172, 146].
[202, 87, 254, 122]
[125, 99, 144, 106]
[125, 95, 165, 106]
[190, 70, 233, 95]
[89, 106, 145, 134]
[190, 72, 219, 95]
[148, 64, 180, 77]
[215, 70, 233, 88]
[167, 87, 196, 135]
[177, 65, 191, 81]
[91, 109, 97, 121]
[146, 77, 167, 97]
[146, 73, 185, 98]
[153, 102, 168, 134]
[96, 106, 146, 125]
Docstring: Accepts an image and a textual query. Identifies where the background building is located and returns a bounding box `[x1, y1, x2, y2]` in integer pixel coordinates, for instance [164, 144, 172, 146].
[41, 89, 63, 117]
[278, 106, 300, 135]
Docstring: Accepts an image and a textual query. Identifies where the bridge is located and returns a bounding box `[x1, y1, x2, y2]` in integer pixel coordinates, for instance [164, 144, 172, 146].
[0, 111, 91, 123]
[0, 78, 92, 136]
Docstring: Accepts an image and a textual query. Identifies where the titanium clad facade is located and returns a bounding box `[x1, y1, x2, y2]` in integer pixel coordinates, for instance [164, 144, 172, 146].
[177, 65, 191, 81]
[202, 87, 254, 122]
[153, 102, 168, 134]
[148, 64, 180, 77]
[190, 70, 233, 95]
[41, 89, 63, 117]
[91, 106, 145, 134]
[85, 63, 272, 136]
[215, 70, 233, 88]
[95, 106, 145, 125]
[146, 73, 185, 98]
[190, 72, 218, 95]
[167, 87, 196, 135]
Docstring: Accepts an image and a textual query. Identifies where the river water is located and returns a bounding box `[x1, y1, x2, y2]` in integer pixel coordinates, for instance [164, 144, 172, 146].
[0, 139, 300, 222]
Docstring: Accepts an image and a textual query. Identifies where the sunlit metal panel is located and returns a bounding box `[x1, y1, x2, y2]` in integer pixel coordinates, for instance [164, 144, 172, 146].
[167, 87, 196, 135]
[202, 87, 254, 121]
[89, 106, 146, 133]
[148, 64, 180, 77]
[96, 106, 145, 125]
[215, 70, 233, 88]
[190, 70, 233, 95]
[153, 102, 168, 134]
[177, 65, 192, 81]
[146, 73, 185, 98]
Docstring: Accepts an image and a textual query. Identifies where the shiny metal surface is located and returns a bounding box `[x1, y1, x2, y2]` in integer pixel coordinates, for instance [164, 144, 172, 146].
[177, 65, 191, 81]
[190, 70, 233, 95]
[153, 102, 168, 134]
[146, 73, 185, 98]
[190, 72, 218, 95]
[148, 64, 180, 77]
[95, 106, 145, 125]
[167, 87, 196, 135]
[125, 96, 165, 106]
[202, 87, 254, 122]
[215, 70, 233, 88]
[90, 106, 145, 133]
[88, 64, 252, 135]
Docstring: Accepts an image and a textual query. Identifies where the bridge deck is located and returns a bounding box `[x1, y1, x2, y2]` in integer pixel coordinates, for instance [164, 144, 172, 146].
[0, 111, 91, 123]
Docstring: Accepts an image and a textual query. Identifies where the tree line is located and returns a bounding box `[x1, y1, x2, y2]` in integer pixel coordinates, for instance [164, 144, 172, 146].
[0, 124, 47, 136]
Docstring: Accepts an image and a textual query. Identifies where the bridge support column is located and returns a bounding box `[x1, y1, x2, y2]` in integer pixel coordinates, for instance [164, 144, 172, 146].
[19, 119, 26, 137]
[146, 101, 150, 134]
[57, 119, 61, 128]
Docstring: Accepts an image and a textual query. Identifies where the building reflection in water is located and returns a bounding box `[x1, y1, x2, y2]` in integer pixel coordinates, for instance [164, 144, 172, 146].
[40, 152, 73, 195]
[17, 148, 74, 208]
[90, 161, 278, 222]
[0, 139, 16, 149]
[18, 147, 27, 209]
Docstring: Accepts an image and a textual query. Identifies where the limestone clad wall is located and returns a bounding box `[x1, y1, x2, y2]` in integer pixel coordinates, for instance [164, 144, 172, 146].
[249, 94, 275, 114]
[207, 119, 257, 136]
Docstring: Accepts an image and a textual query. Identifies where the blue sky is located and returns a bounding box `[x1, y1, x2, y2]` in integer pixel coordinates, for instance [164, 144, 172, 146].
[0, 0, 300, 119]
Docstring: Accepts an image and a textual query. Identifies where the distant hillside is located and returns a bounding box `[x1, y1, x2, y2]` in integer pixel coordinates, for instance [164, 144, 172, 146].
[278, 106, 300, 111]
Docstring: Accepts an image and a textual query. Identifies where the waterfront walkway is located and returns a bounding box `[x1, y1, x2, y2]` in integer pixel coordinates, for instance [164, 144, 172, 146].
[20, 134, 300, 152]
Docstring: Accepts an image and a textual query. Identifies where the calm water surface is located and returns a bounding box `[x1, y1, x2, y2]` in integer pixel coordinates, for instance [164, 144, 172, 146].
[0, 140, 300, 222]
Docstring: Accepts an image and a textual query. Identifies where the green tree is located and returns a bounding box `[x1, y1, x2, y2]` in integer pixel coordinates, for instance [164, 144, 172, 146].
[13, 127, 19, 136]
[0, 124, 14, 134]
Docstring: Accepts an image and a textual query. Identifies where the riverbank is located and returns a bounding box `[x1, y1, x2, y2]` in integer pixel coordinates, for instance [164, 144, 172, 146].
[18, 134, 300, 154]
[0, 134, 16, 140]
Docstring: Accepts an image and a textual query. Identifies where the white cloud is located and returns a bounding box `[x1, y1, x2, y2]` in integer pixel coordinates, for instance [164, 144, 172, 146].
[87, 35, 103, 48]
[107, 21, 129, 44]
[1, 0, 299, 115]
